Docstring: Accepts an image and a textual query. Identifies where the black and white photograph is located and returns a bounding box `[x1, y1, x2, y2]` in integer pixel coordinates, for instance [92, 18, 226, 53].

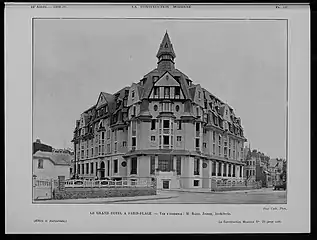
[32, 18, 288, 204]
[5, 3, 310, 234]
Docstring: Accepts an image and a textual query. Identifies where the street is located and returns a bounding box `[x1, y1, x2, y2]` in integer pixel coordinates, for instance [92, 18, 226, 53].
[116, 188, 287, 204]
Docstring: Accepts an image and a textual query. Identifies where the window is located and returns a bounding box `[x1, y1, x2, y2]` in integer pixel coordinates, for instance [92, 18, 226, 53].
[114, 142, 117, 152]
[213, 143, 216, 154]
[175, 87, 180, 97]
[91, 162, 94, 174]
[163, 103, 170, 111]
[107, 130, 110, 139]
[131, 90, 135, 98]
[132, 137, 136, 147]
[131, 158, 137, 174]
[193, 180, 199, 186]
[91, 148, 94, 157]
[37, 159, 43, 169]
[95, 162, 98, 174]
[196, 122, 200, 132]
[151, 136, 155, 141]
[203, 142, 207, 148]
[86, 149, 89, 158]
[86, 163, 89, 174]
[150, 156, 155, 174]
[212, 161, 216, 176]
[177, 136, 182, 142]
[194, 159, 200, 175]
[107, 144, 110, 153]
[114, 160, 118, 173]
[198, 91, 201, 99]
[114, 130, 117, 141]
[78, 165, 80, 174]
[195, 139, 200, 148]
[123, 141, 127, 147]
[164, 87, 170, 97]
[217, 163, 221, 176]
[133, 106, 136, 116]
[153, 105, 158, 111]
[175, 105, 180, 112]
[154, 87, 159, 96]
[131, 120, 137, 135]
[151, 119, 156, 130]
[223, 164, 227, 176]
[213, 131, 216, 142]
[196, 107, 199, 116]
[107, 161, 110, 176]
[163, 136, 169, 145]
[158, 158, 173, 172]
[176, 156, 181, 175]
[163, 120, 170, 128]
[177, 120, 182, 130]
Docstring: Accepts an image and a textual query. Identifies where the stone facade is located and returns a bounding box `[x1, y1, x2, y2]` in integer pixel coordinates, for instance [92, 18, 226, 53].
[72, 32, 247, 189]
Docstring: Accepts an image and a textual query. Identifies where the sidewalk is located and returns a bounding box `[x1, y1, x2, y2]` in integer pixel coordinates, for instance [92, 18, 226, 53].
[161, 188, 271, 194]
[34, 191, 178, 204]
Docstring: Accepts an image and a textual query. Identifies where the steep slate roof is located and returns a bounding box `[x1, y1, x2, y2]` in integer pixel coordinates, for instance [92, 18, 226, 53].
[101, 92, 116, 112]
[189, 85, 197, 100]
[115, 86, 130, 100]
[156, 31, 176, 59]
[140, 68, 191, 100]
[33, 151, 72, 166]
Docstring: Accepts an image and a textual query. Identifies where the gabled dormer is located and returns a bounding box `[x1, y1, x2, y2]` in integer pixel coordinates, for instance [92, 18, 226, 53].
[96, 93, 106, 109]
[149, 71, 184, 100]
[189, 84, 204, 108]
[127, 83, 141, 107]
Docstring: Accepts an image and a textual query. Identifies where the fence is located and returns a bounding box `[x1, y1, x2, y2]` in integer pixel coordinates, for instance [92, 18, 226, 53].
[33, 178, 56, 200]
[64, 178, 155, 189]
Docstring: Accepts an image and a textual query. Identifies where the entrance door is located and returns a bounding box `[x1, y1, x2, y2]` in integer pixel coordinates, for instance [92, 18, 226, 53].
[163, 180, 170, 189]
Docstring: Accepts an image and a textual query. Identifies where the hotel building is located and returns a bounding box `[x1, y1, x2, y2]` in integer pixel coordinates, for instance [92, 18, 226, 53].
[72, 32, 247, 189]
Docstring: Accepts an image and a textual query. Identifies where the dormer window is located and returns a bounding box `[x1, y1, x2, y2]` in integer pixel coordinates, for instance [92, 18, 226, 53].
[198, 91, 201, 100]
[164, 87, 170, 98]
[175, 86, 180, 97]
[154, 87, 159, 97]
[132, 91, 135, 99]
[133, 106, 136, 116]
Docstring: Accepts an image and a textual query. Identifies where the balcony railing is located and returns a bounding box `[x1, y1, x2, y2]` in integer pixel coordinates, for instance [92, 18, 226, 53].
[163, 145, 170, 149]
[163, 129, 169, 134]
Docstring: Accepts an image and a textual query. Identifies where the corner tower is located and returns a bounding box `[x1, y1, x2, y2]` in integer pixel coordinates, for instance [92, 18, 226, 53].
[156, 31, 176, 72]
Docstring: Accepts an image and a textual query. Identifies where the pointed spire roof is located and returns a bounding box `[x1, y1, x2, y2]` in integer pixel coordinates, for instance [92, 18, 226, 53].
[156, 31, 176, 59]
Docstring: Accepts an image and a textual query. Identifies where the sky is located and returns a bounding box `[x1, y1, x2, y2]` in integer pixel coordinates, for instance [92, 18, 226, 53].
[33, 19, 287, 159]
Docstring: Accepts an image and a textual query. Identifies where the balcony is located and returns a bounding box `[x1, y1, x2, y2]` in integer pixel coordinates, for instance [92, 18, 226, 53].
[163, 129, 169, 134]
[163, 145, 170, 149]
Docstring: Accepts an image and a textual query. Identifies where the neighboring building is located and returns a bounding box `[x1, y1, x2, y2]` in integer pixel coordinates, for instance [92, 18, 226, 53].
[72, 32, 247, 189]
[33, 139, 52, 154]
[243, 147, 256, 182]
[33, 151, 72, 179]
[268, 158, 284, 185]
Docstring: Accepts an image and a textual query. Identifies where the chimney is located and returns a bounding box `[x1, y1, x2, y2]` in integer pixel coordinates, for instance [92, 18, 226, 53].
[36, 138, 41, 144]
